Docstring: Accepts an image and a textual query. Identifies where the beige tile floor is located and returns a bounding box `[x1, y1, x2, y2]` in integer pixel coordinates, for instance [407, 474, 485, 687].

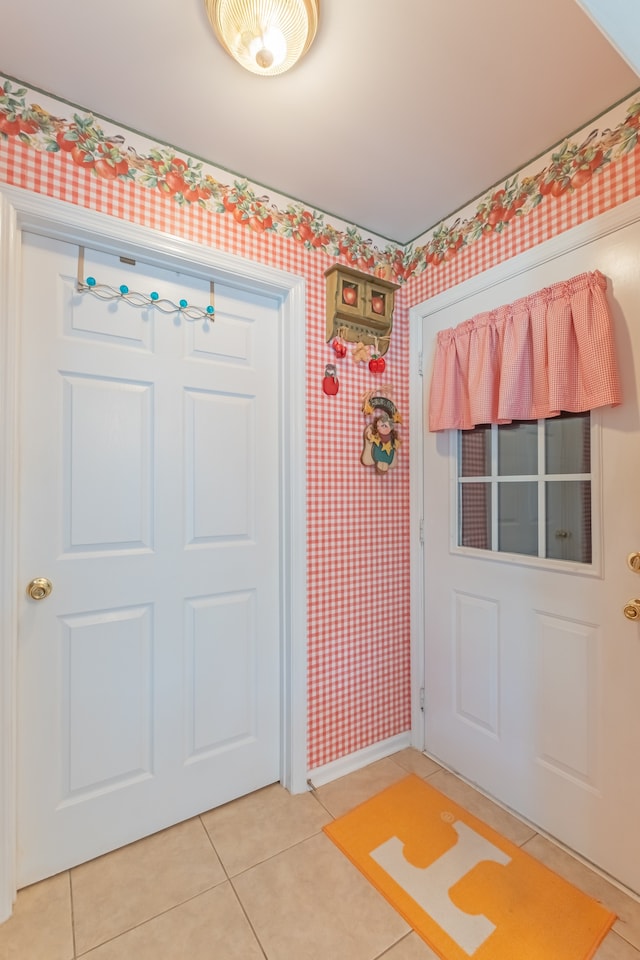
[2, 748, 640, 959]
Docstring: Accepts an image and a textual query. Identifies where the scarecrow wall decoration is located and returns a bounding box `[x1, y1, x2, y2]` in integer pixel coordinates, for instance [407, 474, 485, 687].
[361, 389, 402, 473]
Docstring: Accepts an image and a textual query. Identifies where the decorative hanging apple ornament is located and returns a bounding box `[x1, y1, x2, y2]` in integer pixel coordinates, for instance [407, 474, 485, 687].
[322, 363, 339, 396]
[368, 337, 386, 374]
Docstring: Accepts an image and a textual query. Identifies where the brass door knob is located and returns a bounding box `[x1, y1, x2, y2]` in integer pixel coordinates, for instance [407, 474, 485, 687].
[623, 599, 640, 621]
[628, 552, 640, 573]
[26, 578, 53, 601]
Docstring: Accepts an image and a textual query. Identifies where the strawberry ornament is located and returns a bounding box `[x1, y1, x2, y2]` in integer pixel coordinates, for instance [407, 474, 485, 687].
[332, 336, 347, 359]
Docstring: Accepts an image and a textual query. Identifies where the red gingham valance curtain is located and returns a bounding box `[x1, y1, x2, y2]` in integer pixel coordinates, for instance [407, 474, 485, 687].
[428, 270, 622, 431]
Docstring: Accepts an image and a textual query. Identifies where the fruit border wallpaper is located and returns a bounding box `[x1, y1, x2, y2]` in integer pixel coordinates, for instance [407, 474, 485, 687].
[2, 72, 640, 774]
[2, 75, 640, 280]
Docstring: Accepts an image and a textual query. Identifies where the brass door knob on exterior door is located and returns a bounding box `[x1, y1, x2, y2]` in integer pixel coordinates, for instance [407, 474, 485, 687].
[627, 552, 640, 573]
[623, 599, 640, 621]
[26, 578, 53, 601]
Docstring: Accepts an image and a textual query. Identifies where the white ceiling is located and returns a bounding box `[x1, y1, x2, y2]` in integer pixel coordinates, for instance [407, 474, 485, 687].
[1, 0, 637, 243]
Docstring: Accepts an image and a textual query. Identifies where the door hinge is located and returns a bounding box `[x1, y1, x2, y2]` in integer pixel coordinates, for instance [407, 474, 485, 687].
[418, 351, 424, 377]
[419, 519, 424, 544]
[420, 687, 425, 711]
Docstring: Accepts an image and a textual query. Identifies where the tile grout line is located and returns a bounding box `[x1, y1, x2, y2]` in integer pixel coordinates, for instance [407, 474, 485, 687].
[374, 930, 420, 959]
[199, 813, 269, 959]
[305, 777, 337, 820]
[223, 824, 335, 883]
[72, 820, 231, 957]
[228, 877, 270, 960]
[68, 870, 77, 960]
[198, 813, 231, 881]
[72, 882, 232, 958]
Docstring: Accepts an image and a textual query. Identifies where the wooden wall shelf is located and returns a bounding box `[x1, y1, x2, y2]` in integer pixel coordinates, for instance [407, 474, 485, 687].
[325, 264, 399, 356]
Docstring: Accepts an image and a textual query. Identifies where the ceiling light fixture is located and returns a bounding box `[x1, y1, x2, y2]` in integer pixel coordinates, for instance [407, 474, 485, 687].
[205, 0, 319, 77]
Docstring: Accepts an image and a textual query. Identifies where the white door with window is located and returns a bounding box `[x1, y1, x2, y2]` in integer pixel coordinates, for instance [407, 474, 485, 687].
[420, 209, 640, 894]
[17, 232, 282, 886]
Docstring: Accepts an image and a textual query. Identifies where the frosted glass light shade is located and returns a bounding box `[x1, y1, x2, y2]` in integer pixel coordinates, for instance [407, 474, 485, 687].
[205, 0, 319, 76]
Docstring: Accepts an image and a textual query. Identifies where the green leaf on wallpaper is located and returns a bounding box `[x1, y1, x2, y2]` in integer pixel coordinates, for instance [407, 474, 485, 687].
[551, 140, 570, 162]
[620, 132, 638, 155]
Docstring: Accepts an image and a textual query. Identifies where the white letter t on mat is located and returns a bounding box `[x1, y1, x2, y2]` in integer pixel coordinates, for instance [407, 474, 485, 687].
[370, 822, 511, 955]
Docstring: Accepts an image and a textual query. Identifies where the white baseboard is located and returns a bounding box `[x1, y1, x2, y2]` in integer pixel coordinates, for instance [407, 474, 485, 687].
[307, 732, 411, 789]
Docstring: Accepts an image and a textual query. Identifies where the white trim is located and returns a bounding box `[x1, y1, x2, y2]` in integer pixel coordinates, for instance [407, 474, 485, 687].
[307, 732, 411, 788]
[409, 191, 640, 772]
[0, 184, 308, 920]
[0, 190, 20, 923]
[277, 277, 308, 795]
[408, 316, 425, 751]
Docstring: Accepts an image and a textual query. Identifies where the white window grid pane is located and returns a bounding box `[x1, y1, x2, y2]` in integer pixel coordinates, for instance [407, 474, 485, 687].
[452, 415, 598, 573]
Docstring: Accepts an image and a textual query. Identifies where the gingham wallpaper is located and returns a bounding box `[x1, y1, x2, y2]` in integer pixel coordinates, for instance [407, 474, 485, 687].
[2, 77, 640, 771]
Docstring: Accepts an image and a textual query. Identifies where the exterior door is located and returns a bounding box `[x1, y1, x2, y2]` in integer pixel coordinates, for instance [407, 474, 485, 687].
[421, 215, 640, 894]
[17, 232, 281, 886]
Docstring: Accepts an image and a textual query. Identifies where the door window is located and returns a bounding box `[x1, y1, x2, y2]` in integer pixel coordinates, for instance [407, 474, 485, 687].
[457, 412, 592, 564]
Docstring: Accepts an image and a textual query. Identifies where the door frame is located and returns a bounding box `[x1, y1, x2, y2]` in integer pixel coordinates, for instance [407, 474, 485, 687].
[0, 183, 308, 920]
[409, 193, 640, 762]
